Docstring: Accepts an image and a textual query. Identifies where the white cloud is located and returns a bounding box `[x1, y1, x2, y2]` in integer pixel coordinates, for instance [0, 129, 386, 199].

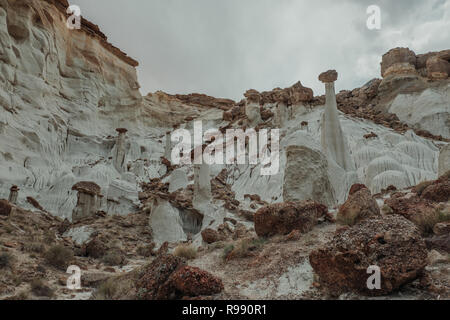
[71, 0, 450, 100]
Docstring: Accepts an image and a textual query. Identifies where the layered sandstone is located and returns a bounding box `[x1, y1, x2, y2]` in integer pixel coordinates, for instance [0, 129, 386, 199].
[244, 81, 314, 106]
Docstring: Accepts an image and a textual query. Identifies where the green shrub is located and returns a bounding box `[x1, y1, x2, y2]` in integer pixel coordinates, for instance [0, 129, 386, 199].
[30, 279, 54, 298]
[44, 245, 73, 270]
[102, 249, 126, 266]
[0, 252, 13, 269]
[173, 244, 197, 260]
[222, 244, 234, 261]
[416, 210, 450, 235]
[24, 242, 45, 253]
[93, 279, 117, 300]
[223, 238, 267, 262]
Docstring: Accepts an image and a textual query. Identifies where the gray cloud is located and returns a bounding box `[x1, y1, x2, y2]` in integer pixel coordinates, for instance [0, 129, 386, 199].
[71, 0, 450, 100]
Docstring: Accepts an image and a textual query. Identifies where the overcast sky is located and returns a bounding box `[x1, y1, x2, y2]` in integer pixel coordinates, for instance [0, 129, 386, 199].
[70, 0, 450, 100]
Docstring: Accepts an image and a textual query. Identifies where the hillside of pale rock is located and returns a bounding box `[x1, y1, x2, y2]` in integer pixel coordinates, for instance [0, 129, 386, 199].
[0, 0, 449, 300]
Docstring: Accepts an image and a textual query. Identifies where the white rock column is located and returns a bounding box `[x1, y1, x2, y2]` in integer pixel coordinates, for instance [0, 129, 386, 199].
[165, 131, 172, 160]
[193, 163, 212, 205]
[114, 128, 128, 172]
[319, 70, 354, 171]
[245, 103, 262, 127]
[169, 168, 189, 193]
[71, 182, 101, 223]
[149, 198, 187, 245]
[8, 185, 19, 204]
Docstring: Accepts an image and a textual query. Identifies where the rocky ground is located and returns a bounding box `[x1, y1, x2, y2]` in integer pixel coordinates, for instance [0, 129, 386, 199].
[0, 172, 448, 300]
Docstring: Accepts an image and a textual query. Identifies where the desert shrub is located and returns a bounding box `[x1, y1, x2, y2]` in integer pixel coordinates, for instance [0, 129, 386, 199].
[93, 279, 118, 300]
[0, 252, 13, 269]
[44, 245, 73, 270]
[208, 241, 226, 251]
[381, 204, 394, 215]
[14, 291, 29, 300]
[136, 244, 155, 257]
[12, 274, 24, 286]
[416, 210, 450, 235]
[223, 238, 267, 262]
[30, 279, 54, 297]
[24, 242, 45, 253]
[222, 244, 234, 261]
[173, 244, 197, 260]
[43, 230, 57, 244]
[3, 224, 15, 234]
[102, 249, 126, 266]
[337, 215, 357, 226]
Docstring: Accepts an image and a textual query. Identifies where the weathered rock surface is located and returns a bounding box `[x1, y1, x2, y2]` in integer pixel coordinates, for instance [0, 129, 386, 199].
[244, 81, 313, 106]
[384, 192, 439, 234]
[135, 254, 223, 299]
[318, 70, 338, 83]
[283, 145, 336, 207]
[136, 254, 184, 300]
[381, 48, 417, 78]
[337, 186, 380, 225]
[438, 144, 450, 177]
[310, 215, 428, 296]
[168, 266, 224, 297]
[254, 201, 328, 237]
[171, 93, 235, 111]
[168, 169, 189, 193]
[421, 174, 450, 203]
[148, 199, 187, 245]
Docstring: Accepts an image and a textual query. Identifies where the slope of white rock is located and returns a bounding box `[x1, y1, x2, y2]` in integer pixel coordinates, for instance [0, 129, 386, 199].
[227, 104, 439, 203]
[388, 84, 450, 139]
[439, 144, 450, 176]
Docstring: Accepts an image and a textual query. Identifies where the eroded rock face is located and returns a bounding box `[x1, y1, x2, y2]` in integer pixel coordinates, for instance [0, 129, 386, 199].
[172, 93, 235, 111]
[168, 169, 189, 193]
[427, 55, 450, 80]
[254, 201, 328, 237]
[283, 145, 336, 207]
[244, 81, 313, 106]
[439, 144, 450, 177]
[72, 182, 102, 222]
[381, 47, 417, 78]
[310, 215, 428, 296]
[148, 199, 187, 245]
[337, 186, 380, 225]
